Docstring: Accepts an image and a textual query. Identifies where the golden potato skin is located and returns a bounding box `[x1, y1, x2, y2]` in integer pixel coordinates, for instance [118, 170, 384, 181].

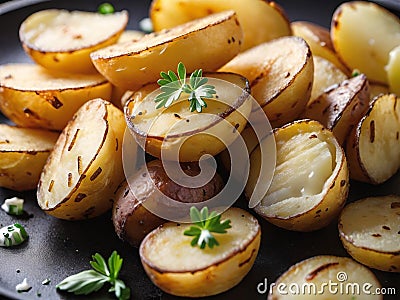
[91, 11, 243, 91]
[0, 125, 58, 191]
[220, 36, 314, 127]
[0, 64, 112, 130]
[19, 10, 129, 74]
[339, 196, 400, 272]
[37, 99, 125, 220]
[112, 160, 224, 247]
[253, 120, 349, 231]
[140, 208, 261, 297]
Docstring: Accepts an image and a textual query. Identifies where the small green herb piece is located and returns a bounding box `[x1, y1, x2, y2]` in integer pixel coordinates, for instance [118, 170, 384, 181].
[98, 3, 115, 14]
[1, 197, 24, 215]
[184, 206, 231, 249]
[0, 223, 28, 247]
[154, 62, 217, 112]
[56, 251, 130, 300]
[351, 69, 361, 77]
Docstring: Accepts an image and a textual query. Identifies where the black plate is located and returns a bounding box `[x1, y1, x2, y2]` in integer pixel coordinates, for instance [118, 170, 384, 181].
[0, 1, 399, 299]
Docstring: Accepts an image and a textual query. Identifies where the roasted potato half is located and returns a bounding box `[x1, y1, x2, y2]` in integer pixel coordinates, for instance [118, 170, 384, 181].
[220, 36, 313, 127]
[150, 0, 291, 51]
[0, 125, 58, 191]
[346, 93, 400, 184]
[309, 56, 348, 104]
[140, 207, 260, 297]
[339, 196, 400, 272]
[37, 99, 125, 220]
[0, 64, 112, 130]
[249, 120, 349, 232]
[269, 255, 382, 299]
[19, 9, 128, 74]
[331, 1, 400, 84]
[112, 160, 223, 247]
[125, 72, 252, 162]
[91, 11, 243, 91]
[302, 74, 370, 145]
[291, 21, 349, 74]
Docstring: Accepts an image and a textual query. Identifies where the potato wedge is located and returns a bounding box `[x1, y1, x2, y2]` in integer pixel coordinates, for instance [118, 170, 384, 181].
[0, 64, 112, 130]
[140, 207, 260, 297]
[0, 125, 58, 191]
[310, 56, 348, 103]
[150, 0, 291, 51]
[331, 1, 400, 84]
[91, 11, 242, 91]
[269, 255, 382, 299]
[339, 196, 400, 272]
[302, 74, 370, 145]
[346, 93, 400, 184]
[37, 99, 125, 220]
[19, 9, 128, 74]
[125, 72, 252, 162]
[220, 36, 314, 127]
[386, 45, 400, 95]
[249, 120, 348, 232]
[292, 21, 350, 74]
[113, 160, 223, 247]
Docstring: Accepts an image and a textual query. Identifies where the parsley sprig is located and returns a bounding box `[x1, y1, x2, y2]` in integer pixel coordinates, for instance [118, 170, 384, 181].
[184, 207, 231, 249]
[154, 62, 217, 112]
[56, 251, 130, 300]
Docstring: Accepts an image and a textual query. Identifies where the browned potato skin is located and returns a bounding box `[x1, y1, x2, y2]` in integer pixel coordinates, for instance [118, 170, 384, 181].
[291, 21, 350, 75]
[302, 74, 370, 145]
[112, 160, 224, 247]
[346, 93, 400, 184]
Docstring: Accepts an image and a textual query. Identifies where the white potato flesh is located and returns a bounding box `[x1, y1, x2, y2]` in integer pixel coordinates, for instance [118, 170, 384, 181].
[346, 93, 400, 184]
[91, 11, 242, 91]
[37, 99, 126, 220]
[269, 256, 382, 300]
[140, 207, 260, 297]
[331, 1, 400, 84]
[126, 72, 252, 162]
[150, 0, 291, 51]
[117, 30, 145, 44]
[0, 125, 58, 191]
[251, 120, 348, 231]
[220, 36, 313, 127]
[291, 21, 349, 74]
[339, 196, 400, 272]
[19, 10, 128, 73]
[310, 56, 348, 103]
[0, 64, 111, 130]
[386, 45, 400, 95]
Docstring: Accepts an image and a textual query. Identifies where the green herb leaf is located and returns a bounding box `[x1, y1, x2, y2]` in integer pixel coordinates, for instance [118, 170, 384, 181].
[56, 270, 108, 295]
[184, 206, 231, 250]
[351, 69, 361, 77]
[90, 253, 109, 276]
[154, 62, 216, 112]
[57, 252, 130, 300]
[98, 3, 115, 14]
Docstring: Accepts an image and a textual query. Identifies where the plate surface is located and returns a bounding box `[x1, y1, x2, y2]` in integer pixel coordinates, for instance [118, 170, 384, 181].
[0, 1, 399, 299]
